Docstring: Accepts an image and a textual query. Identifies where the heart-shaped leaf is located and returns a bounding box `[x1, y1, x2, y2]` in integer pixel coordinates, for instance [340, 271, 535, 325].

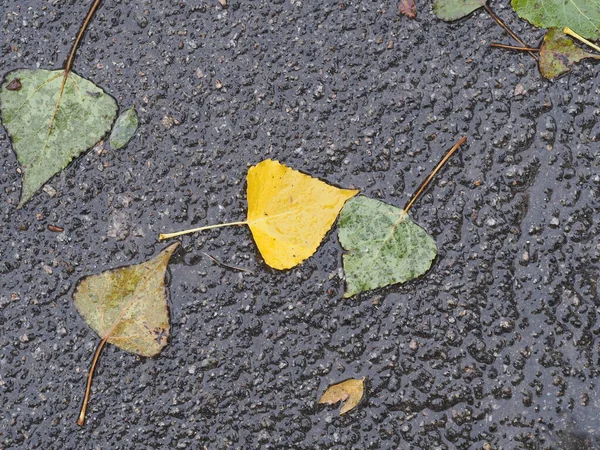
[433, 0, 486, 21]
[160, 159, 359, 270]
[73, 242, 180, 425]
[338, 196, 437, 297]
[511, 0, 600, 39]
[0, 69, 117, 207]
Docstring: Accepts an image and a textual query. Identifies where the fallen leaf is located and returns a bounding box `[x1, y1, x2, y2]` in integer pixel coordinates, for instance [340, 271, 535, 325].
[433, 0, 486, 21]
[399, 0, 416, 19]
[318, 378, 365, 415]
[338, 137, 466, 297]
[73, 242, 180, 425]
[338, 196, 437, 297]
[109, 106, 139, 149]
[539, 28, 600, 80]
[160, 159, 359, 270]
[511, 0, 600, 40]
[0, 69, 117, 207]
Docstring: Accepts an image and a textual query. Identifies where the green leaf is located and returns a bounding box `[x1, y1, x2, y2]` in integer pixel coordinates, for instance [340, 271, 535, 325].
[433, 0, 486, 21]
[338, 196, 437, 298]
[73, 242, 179, 357]
[0, 69, 117, 207]
[539, 28, 600, 79]
[109, 106, 138, 149]
[511, 0, 600, 39]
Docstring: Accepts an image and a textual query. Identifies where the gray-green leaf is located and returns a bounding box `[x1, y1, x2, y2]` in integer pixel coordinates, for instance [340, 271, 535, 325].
[109, 106, 138, 149]
[511, 0, 600, 39]
[338, 196, 437, 297]
[0, 69, 117, 207]
[433, 0, 486, 21]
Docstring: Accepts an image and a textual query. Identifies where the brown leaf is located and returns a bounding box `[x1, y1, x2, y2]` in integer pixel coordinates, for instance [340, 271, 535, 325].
[399, 0, 416, 19]
[318, 377, 365, 415]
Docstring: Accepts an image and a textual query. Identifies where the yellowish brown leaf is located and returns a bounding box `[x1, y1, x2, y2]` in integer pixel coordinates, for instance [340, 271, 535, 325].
[318, 377, 365, 415]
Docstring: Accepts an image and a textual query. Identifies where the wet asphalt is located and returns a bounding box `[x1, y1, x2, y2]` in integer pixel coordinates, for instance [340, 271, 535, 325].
[1, 1, 600, 449]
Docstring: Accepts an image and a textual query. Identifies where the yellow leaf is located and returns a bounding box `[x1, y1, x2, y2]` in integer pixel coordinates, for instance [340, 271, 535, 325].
[246, 160, 359, 269]
[159, 159, 358, 270]
[318, 377, 365, 415]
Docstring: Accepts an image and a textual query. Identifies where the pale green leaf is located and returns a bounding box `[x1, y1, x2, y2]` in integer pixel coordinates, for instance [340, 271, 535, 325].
[338, 196, 437, 297]
[0, 69, 117, 207]
[73, 242, 179, 357]
[511, 0, 600, 39]
[539, 28, 600, 79]
[433, 0, 486, 21]
[109, 106, 138, 149]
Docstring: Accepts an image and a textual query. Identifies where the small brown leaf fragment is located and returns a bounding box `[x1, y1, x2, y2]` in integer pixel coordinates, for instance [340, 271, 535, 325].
[6, 78, 22, 91]
[398, 0, 416, 19]
[47, 224, 64, 233]
[318, 377, 365, 415]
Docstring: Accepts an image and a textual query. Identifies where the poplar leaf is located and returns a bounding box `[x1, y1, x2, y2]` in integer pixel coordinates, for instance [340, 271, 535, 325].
[511, 0, 600, 40]
[73, 242, 179, 425]
[338, 196, 437, 297]
[160, 160, 359, 270]
[0, 69, 117, 207]
[433, 0, 486, 21]
[318, 378, 365, 415]
[109, 106, 138, 149]
[539, 28, 600, 80]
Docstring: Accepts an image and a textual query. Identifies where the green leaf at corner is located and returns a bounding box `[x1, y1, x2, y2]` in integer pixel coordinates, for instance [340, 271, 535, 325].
[539, 28, 600, 80]
[109, 106, 139, 150]
[433, 0, 486, 21]
[0, 69, 117, 207]
[338, 196, 437, 298]
[73, 242, 180, 357]
[511, 0, 600, 40]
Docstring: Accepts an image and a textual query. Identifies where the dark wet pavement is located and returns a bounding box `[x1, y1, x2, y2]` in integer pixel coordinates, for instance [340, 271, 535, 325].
[1, 1, 600, 449]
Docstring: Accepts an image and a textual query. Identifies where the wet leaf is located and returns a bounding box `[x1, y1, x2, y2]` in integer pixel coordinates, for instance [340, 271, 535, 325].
[246, 160, 359, 269]
[160, 159, 359, 270]
[433, 0, 486, 21]
[511, 0, 600, 39]
[73, 242, 179, 425]
[109, 106, 139, 149]
[0, 69, 117, 207]
[539, 28, 600, 80]
[318, 378, 365, 415]
[399, 0, 417, 19]
[338, 196, 437, 297]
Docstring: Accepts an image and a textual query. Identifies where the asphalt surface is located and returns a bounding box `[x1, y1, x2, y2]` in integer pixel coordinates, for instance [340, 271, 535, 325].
[1, 1, 600, 449]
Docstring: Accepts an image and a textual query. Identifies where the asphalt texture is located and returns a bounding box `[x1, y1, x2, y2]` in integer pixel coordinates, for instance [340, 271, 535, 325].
[1, 1, 600, 449]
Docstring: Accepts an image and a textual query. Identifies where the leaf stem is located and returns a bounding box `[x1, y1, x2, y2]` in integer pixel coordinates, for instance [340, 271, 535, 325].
[77, 336, 108, 426]
[47, 0, 104, 143]
[158, 221, 248, 241]
[404, 136, 467, 213]
[490, 43, 539, 52]
[564, 27, 600, 53]
[65, 0, 104, 75]
[483, 4, 538, 61]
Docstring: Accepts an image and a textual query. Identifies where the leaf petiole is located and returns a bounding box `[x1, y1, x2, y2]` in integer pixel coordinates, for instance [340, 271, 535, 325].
[564, 27, 600, 54]
[77, 336, 108, 426]
[490, 43, 539, 52]
[158, 220, 248, 240]
[404, 136, 467, 213]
